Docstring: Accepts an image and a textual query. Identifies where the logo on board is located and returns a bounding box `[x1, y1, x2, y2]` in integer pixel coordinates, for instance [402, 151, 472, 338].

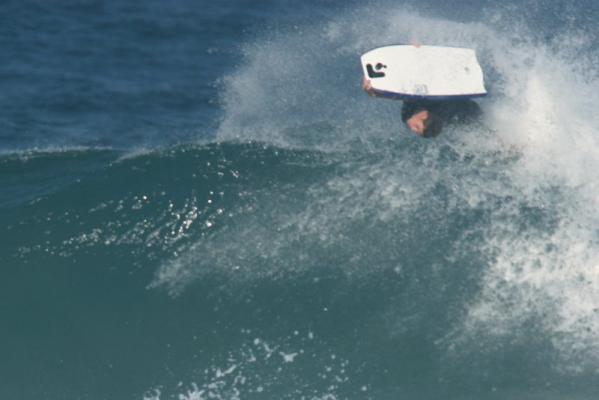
[366, 63, 386, 78]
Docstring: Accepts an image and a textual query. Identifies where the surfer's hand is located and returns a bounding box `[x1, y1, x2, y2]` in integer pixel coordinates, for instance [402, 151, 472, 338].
[362, 77, 375, 96]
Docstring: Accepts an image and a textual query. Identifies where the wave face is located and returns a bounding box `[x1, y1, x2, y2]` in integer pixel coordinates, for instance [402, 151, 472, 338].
[2, 1, 599, 399]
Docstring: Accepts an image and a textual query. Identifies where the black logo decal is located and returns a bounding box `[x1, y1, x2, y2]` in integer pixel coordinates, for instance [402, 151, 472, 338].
[366, 62, 386, 78]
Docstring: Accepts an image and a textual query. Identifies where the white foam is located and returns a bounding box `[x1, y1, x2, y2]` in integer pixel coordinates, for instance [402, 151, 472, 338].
[453, 24, 599, 367]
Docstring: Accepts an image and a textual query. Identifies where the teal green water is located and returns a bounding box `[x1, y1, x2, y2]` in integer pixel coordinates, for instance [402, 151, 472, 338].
[3, 137, 598, 399]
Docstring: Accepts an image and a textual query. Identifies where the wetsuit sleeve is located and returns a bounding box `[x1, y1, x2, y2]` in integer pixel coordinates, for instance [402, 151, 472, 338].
[438, 100, 482, 124]
[402, 99, 482, 126]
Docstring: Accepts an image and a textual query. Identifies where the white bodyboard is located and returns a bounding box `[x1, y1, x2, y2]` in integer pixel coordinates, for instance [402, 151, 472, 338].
[361, 45, 487, 99]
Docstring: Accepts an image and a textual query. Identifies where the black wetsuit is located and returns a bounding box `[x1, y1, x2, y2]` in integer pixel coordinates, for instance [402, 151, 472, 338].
[401, 99, 482, 127]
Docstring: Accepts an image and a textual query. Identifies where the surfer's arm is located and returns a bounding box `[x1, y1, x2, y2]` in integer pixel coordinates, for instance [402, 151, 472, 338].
[362, 77, 376, 97]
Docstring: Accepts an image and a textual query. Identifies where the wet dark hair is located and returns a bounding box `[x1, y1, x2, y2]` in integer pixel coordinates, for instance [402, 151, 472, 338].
[422, 112, 443, 138]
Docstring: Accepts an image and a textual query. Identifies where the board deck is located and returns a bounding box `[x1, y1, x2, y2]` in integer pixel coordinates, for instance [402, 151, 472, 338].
[361, 45, 487, 100]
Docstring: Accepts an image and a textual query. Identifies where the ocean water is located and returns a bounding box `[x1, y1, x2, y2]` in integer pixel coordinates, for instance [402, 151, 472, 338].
[2, 0, 599, 399]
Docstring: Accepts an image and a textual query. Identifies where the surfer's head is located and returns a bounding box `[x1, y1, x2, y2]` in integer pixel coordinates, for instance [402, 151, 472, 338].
[406, 110, 428, 135]
[406, 110, 442, 138]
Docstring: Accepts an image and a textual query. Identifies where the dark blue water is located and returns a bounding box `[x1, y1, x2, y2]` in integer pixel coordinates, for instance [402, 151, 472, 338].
[2, 1, 599, 399]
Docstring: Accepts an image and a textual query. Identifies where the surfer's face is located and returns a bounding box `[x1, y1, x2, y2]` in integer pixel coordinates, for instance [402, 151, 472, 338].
[406, 110, 429, 135]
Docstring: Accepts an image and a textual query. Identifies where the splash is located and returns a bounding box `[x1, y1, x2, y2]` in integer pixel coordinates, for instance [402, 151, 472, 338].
[142, 332, 352, 400]
[156, 3, 599, 371]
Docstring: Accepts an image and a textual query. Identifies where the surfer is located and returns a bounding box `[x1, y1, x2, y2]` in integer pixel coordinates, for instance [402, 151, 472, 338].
[362, 78, 482, 138]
